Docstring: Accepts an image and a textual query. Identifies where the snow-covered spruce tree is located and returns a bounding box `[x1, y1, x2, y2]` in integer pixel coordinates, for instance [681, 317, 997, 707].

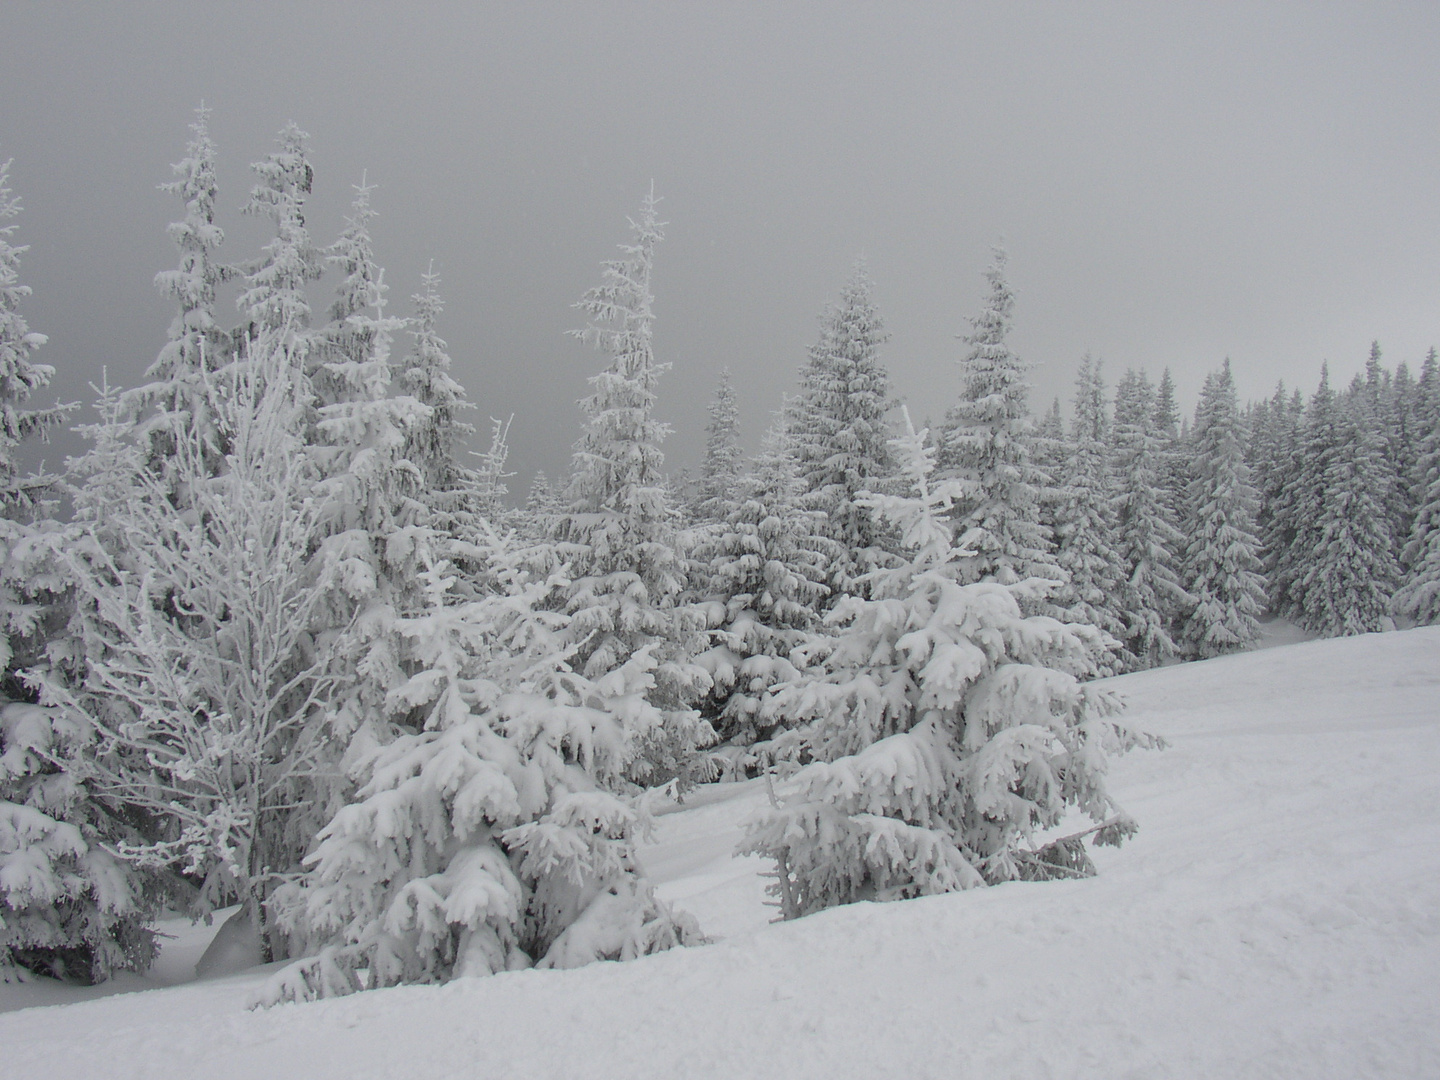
[390, 266, 491, 562]
[939, 249, 1062, 613]
[1378, 356, 1423, 546]
[397, 267, 476, 497]
[1350, 343, 1411, 559]
[550, 188, 713, 789]
[318, 175, 385, 390]
[124, 104, 233, 475]
[0, 158, 156, 983]
[693, 420, 836, 767]
[786, 260, 898, 599]
[1179, 361, 1266, 657]
[309, 196, 438, 758]
[517, 469, 562, 543]
[1251, 382, 1305, 615]
[1110, 369, 1189, 668]
[39, 334, 341, 961]
[690, 366, 744, 526]
[260, 546, 702, 1003]
[1032, 396, 1067, 542]
[1293, 393, 1401, 636]
[1152, 367, 1188, 523]
[739, 410, 1158, 918]
[1406, 348, 1440, 507]
[1395, 350, 1440, 624]
[2, 700, 163, 983]
[1051, 357, 1128, 667]
[0, 157, 68, 514]
[469, 414, 514, 524]
[236, 122, 322, 342]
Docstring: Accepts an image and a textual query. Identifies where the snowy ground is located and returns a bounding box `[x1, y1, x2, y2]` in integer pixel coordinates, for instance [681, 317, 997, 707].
[3, 627, 1438, 1079]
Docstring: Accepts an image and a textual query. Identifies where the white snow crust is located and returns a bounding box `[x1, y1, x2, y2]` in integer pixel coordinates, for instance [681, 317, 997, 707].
[2, 627, 1437, 1079]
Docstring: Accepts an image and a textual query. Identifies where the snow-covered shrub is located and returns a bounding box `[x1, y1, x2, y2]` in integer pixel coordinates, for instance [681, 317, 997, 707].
[741, 413, 1160, 918]
[260, 552, 701, 1004]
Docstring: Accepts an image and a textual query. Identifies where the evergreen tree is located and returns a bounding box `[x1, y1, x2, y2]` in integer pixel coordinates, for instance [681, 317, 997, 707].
[309, 200, 435, 747]
[740, 411, 1156, 918]
[1154, 368, 1180, 440]
[0, 158, 65, 510]
[1393, 349, 1440, 624]
[320, 175, 385, 379]
[552, 188, 712, 788]
[1111, 369, 1189, 667]
[236, 122, 322, 340]
[525, 470, 557, 512]
[1296, 395, 1401, 635]
[1, 157, 154, 983]
[1179, 361, 1266, 657]
[939, 249, 1060, 611]
[1151, 367, 1187, 526]
[691, 367, 744, 525]
[468, 415, 513, 522]
[1350, 342, 1411, 556]
[786, 261, 897, 598]
[1252, 382, 1304, 613]
[1277, 366, 1350, 627]
[261, 548, 701, 1002]
[1031, 398, 1067, 544]
[693, 421, 835, 766]
[1051, 357, 1128, 664]
[127, 104, 232, 470]
[396, 267, 475, 496]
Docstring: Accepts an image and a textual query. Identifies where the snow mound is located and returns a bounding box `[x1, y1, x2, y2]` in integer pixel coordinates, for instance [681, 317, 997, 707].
[1, 628, 1437, 1079]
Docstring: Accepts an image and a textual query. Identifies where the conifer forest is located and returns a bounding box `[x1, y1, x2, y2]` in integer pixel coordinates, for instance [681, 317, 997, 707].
[1, 106, 1438, 1014]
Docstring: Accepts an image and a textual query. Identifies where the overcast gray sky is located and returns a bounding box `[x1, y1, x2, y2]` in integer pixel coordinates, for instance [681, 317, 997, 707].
[3, 2, 1439, 487]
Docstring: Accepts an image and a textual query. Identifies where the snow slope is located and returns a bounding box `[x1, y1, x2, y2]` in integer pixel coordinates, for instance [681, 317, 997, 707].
[2, 628, 1438, 1079]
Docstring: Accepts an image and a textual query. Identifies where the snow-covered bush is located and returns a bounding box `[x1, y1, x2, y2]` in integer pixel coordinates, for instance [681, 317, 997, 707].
[260, 551, 701, 1004]
[741, 413, 1159, 918]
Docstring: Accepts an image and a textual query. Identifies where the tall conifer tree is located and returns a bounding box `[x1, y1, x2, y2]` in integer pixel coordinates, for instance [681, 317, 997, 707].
[691, 367, 744, 526]
[1052, 357, 1128, 663]
[553, 187, 712, 787]
[237, 122, 322, 340]
[940, 249, 1060, 610]
[786, 261, 897, 599]
[1111, 369, 1189, 667]
[1180, 361, 1266, 656]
